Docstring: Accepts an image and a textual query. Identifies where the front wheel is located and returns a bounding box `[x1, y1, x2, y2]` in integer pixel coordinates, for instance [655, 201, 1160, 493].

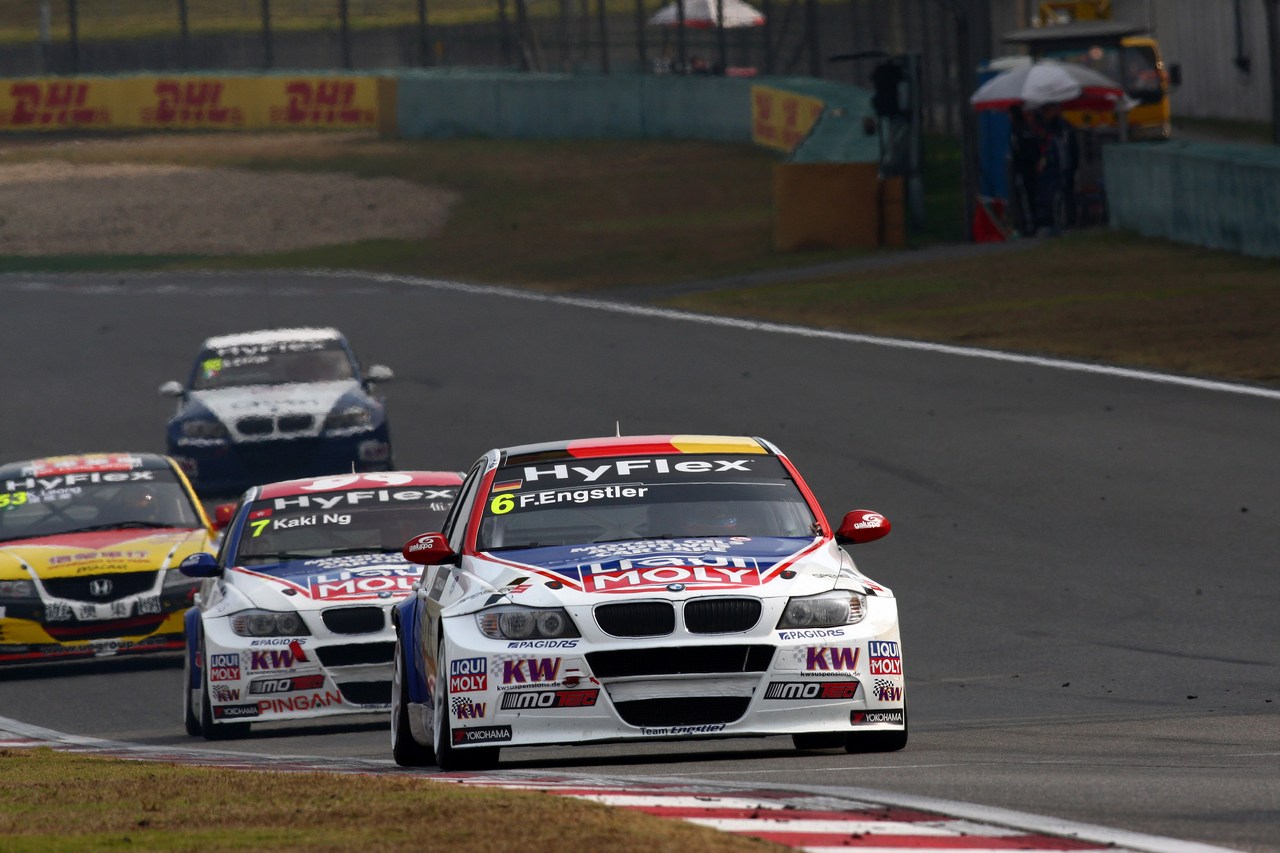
[391, 633, 435, 767]
[432, 633, 499, 771]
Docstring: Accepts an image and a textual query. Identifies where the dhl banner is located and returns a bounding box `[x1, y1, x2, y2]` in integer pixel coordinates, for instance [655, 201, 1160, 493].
[751, 85, 824, 153]
[0, 75, 382, 132]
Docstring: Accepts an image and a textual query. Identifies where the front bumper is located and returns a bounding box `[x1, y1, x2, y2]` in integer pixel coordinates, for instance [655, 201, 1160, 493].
[0, 583, 192, 665]
[415, 600, 906, 751]
[197, 602, 400, 726]
[170, 428, 392, 496]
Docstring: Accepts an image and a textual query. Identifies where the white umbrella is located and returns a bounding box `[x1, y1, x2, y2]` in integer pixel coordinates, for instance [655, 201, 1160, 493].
[969, 58, 1128, 112]
[648, 0, 765, 29]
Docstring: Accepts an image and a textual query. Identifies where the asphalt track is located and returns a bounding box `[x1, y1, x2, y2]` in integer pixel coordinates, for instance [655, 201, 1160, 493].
[0, 270, 1276, 852]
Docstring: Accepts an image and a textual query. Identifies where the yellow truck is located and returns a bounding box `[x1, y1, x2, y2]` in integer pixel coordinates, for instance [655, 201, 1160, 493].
[1002, 0, 1178, 139]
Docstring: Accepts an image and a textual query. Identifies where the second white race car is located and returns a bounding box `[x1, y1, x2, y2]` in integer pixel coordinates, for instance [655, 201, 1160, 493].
[180, 471, 461, 739]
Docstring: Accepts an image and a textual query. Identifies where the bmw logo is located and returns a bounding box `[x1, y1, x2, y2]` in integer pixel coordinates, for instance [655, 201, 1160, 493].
[667, 583, 685, 592]
[378, 591, 392, 599]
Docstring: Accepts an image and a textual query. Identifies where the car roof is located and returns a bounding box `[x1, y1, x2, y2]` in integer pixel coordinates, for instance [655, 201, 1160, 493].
[0, 452, 175, 480]
[254, 471, 465, 500]
[499, 434, 776, 466]
[201, 327, 345, 349]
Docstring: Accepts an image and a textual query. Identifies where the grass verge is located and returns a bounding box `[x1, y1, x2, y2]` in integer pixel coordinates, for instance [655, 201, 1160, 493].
[0, 748, 788, 853]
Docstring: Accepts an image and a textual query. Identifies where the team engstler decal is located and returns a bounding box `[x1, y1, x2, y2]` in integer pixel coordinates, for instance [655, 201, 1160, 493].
[485, 537, 818, 594]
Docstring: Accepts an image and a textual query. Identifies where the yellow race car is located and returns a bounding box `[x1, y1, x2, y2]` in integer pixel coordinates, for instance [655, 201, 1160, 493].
[0, 453, 217, 665]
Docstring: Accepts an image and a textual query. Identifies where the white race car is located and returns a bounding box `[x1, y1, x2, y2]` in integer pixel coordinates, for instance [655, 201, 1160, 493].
[391, 434, 905, 770]
[179, 471, 461, 739]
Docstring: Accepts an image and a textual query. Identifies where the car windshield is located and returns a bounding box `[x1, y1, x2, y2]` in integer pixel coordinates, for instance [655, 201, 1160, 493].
[476, 453, 817, 551]
[0, 468, 203, 542]
[191, 341, 355, 390]
[234, 486, 458, 565]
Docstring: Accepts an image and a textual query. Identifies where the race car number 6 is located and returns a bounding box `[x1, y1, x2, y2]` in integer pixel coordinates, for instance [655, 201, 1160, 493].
[490, 494, 514, 514]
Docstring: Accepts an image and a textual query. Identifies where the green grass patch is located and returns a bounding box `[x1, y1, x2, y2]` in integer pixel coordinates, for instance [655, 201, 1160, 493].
[0, 748, 789, 853]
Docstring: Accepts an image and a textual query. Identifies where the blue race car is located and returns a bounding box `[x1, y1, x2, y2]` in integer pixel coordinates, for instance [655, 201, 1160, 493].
[161, 327, 395, 497]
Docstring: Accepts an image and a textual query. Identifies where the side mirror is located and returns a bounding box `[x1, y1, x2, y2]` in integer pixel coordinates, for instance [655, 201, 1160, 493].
[403, 531, 455, 566]
[835, 509, 891, 545]
[212, 503, 238, 531]
[159, 380, 185, 398]
[180, 551, 221, 578]
[366, 364, 394, 384]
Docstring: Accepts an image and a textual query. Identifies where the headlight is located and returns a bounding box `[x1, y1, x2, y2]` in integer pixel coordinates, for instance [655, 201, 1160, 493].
[777, 590, 866, 628]
[0, 579, 37, 599]
[229, 609, 311, 637]
[476, 607, 580, 640]
[323, 406, 374, 432]
[181, 419, 228, 439]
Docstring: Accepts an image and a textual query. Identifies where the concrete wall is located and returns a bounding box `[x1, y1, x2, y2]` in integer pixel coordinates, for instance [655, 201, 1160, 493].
[1104, 139, 1280, 258]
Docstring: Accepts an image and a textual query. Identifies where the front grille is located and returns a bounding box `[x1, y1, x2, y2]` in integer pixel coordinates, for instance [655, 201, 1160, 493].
[237, 416, 274, 436]
[595, 602, 675, 637]
[278, 414, 315, 433]
[613, 697, 751, 727]
[41, 572, 157, 603]
[43, 613, 168, 641]
[586, 645, 774, 678]
[314, 641, 395, 667]
[338, 680, 391, 705]
[322, 606, 386, 635]
[685, 598, 762, 634]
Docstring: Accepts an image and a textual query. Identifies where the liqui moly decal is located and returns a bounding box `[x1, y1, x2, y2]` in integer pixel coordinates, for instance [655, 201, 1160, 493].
[868, 640, 902, 676]
[578, 555, 763, 594]
[309, 566, 420, 600]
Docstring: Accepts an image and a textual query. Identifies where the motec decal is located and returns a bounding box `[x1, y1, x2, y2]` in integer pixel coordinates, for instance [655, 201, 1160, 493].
[763, 681, 860, 700]
[249, 674, 326, 695]
[500, 689, 598, 710]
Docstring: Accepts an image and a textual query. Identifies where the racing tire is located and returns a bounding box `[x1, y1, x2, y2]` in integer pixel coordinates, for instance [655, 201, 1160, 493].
[391, 633, 435, 767]
[844, 707, 908, 754]
[182, 636, 201, 737]
[792, 732, 845, 751]
[197, 630, 250, 741]
[432, 633, 499, 771]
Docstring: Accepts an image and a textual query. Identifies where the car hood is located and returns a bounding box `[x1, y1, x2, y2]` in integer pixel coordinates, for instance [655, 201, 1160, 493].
[449, 536, 886, 613]
[224, 553, 422, 611]
[0, 528, 213, 580]
[189, 380, 363, 421]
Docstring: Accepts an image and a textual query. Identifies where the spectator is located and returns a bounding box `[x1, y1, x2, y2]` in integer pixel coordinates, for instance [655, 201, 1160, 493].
[1033, 102, 1078, 234]
[1008, 105, 1042, 236]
